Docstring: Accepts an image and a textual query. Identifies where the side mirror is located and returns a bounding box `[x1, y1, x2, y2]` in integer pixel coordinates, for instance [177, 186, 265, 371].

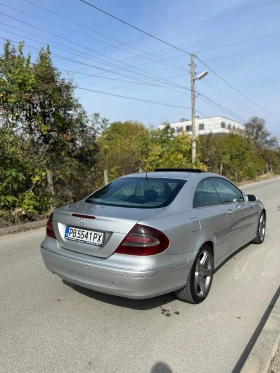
[247, 194, 258, 202]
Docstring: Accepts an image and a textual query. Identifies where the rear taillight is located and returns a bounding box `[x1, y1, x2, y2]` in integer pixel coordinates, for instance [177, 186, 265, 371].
[46, 212, 56, 239]
[115, 224, 169, 256]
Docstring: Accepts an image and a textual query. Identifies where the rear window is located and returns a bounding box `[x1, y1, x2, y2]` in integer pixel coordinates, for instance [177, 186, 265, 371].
[85, 177, 186, 208]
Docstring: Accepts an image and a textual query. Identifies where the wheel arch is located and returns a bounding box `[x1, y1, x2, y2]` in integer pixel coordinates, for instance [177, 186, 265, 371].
[201, 240, 214, 257]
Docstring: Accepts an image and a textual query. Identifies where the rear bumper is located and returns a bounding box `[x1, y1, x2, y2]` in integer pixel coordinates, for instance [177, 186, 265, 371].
[41, 242, 196, 299]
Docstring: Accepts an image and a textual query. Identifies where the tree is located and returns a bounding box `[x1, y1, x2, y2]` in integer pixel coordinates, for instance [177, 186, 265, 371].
[0, 41, 100, 213]
[244, 117, 278, 149]
[198, 133, 265, 181]
[99, 120, 149, 180]
[142, 124, 205, 171]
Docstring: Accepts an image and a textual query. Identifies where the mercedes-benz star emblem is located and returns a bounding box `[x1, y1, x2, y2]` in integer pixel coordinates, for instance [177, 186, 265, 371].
[78, 218, 86, 226]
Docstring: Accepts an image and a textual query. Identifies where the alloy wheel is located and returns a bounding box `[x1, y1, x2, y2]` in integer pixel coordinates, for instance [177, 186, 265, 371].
[259, 213, 266, 242]
[194, 249, 213, 297]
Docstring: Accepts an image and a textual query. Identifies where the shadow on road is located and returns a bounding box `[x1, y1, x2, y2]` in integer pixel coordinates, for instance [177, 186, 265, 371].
[232, 285, 280, 373]
[214, 242, 251, 273]
[62, 280, 176, 310]
[151, 362, 173, 372]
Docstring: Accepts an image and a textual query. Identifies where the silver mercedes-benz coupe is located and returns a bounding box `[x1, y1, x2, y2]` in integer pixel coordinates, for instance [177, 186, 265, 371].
[40, 169, 266, 304]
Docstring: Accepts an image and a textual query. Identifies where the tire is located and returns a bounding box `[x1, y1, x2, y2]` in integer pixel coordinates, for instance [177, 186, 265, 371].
[175, 245, 214, 304]
[252, 211, 266, 244]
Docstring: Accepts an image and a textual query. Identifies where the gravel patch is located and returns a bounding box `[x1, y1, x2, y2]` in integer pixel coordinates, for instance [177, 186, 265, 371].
[269, 343, 280, 373]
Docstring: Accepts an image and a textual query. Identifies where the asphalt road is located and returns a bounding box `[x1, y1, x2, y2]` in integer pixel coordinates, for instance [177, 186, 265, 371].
[1, 177, 280, 373]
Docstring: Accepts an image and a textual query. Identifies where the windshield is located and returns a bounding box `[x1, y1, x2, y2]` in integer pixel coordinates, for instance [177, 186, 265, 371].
[85, 177, 186, 208]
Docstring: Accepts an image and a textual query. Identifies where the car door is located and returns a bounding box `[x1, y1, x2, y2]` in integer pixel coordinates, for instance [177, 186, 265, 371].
[193, 178, 230, 260]
[211, 177, 255, 252]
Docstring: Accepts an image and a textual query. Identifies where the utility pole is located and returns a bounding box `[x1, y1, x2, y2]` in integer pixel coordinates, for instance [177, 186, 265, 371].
[191, 53, 196, 164]
[190, 54, 208, 164]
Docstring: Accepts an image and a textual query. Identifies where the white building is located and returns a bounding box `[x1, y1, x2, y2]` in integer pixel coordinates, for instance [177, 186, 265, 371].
[159, 116, 244, 136]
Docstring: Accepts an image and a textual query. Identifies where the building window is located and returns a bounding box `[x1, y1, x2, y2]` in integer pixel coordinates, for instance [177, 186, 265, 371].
[221, 122, 226, 128]
[233, 125, 236, 131]
[186, 125, 192, 132]
[199, 123, 204, 131]
[176, 126, 183, 133]
[228, 123, 231, 130]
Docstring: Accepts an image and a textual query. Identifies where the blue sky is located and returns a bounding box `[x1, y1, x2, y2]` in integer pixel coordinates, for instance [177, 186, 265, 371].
[1, 0, 280, 137]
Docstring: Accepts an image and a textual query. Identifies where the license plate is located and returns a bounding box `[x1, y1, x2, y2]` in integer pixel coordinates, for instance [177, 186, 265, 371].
[65, 226, 104, 247]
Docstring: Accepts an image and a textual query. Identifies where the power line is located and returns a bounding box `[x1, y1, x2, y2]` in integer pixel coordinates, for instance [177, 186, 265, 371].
[198, 95, 247, 124]
[63, 19, 280, 78]
[0, 10, 189, 91]
[77, 75, 190, 95]
[127, 32, 280, 70]
[151, 21, 280, 59]
[83, 0, 280, 49]
[1, 36, 278, 134]
[83, 58, 280, 130]
[198, 80, 280, 129]
[0, 36, 191, 108]
[0, 3, 132, 53]
[217, 55, 280, 70]
[81, 0, 192, 56]
[75, 86, 190, 110]
[61, 69, 188, 90]
[0, 33, 162, 87]
[204, 43, 280, 62]
[200, 80, 257, 116]
[0, 23, 178, 88]
[66, 67, 191, 95]
[195, 55, 280, 121]
[65, 62, 280, 131]
[23, 0, 190, 74]
[81, 0, 280, 123]
[0, 1, 191, 82]
[195, 31, 280, 54]
[32, 3, 280, 84]
[0, 25, 191, 91]
[0, 35, 191, 108]
[118, 21, 280, 68]
[150, 0, 280, 37]
[0, 35, 192, 99]
[4, 2, 280, 127]
[113, 52, 280, 85]
[0, 35, 173, 86]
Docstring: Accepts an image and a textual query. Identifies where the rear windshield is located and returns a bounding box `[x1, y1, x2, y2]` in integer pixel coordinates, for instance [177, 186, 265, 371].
[85, 177, 186, 208]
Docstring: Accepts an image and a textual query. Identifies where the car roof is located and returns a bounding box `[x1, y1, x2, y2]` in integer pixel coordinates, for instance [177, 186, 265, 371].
[122, 171, 224, 181]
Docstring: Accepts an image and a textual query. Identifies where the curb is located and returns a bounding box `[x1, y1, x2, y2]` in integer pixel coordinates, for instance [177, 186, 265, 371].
[240, 293, 280, 373]
[0, 219, 48, 236]
[239, 175, 280, 190]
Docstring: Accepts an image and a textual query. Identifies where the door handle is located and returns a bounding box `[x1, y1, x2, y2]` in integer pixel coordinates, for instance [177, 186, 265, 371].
[227, 209, 235, 215]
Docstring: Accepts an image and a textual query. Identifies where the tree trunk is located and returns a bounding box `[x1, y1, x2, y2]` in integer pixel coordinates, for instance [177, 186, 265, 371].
[220, 163, 223, 175]
[104, 170, 109, 185]
[47, 170, 54, 211]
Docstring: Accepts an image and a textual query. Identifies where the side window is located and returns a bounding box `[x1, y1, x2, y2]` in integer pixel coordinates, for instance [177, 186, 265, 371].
[193, 179, 221, 208]
[211, 178, 244, 203]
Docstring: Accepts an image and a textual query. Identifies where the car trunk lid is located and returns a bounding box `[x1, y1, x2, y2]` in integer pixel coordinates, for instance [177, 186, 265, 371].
[53, 201, 164, 258]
